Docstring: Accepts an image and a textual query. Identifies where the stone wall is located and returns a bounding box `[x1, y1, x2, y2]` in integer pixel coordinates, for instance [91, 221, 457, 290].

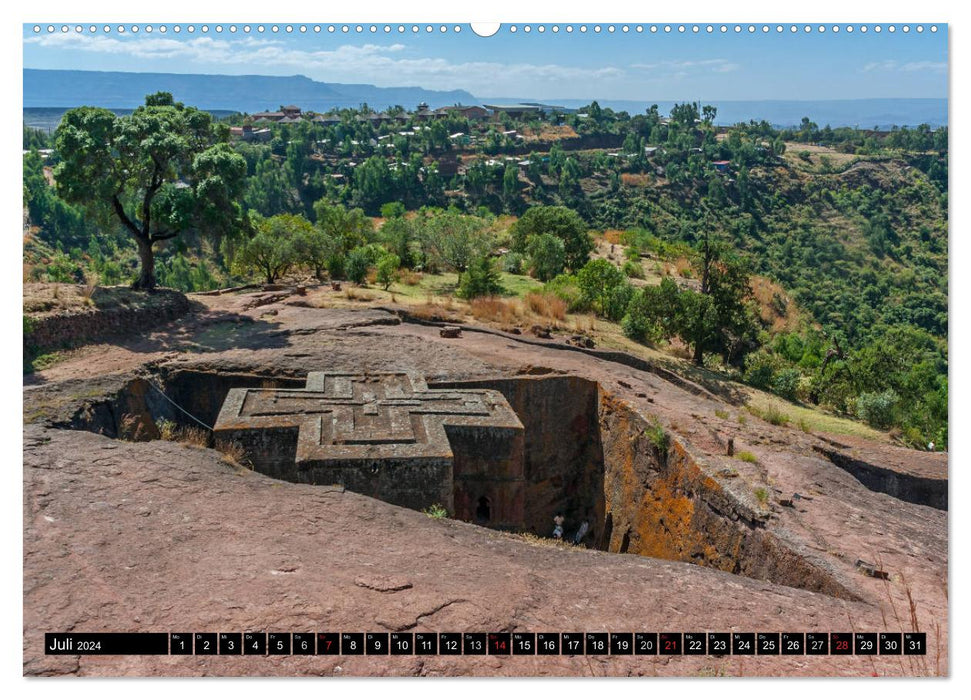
[449, 422, 526, 529]
[25, 289, 190, 352]
[433, 375, 606, 539]
[158, 369, 306, 428]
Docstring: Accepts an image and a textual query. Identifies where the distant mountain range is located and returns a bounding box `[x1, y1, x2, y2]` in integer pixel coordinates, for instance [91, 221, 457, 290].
[23, 69, 477, 113]
[24, 69, 947, 130]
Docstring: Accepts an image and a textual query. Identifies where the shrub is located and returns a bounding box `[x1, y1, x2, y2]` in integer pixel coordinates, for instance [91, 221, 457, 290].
[543, 274, 588, 313]
[772, 368, 802, 401]
[457, 256, 503, 299]
[154, 419, 209, 447]
[375, 252, 401, 291]
[748, 404, 791, 426]
[644, 417, 669, 456]
[380, 201, 406, 219]
[796, 374, 815, 403]
[621, 311, 656, 343]
[345, 245, 384, 285]
[621, 280, 679, 343]
[737, 450, 758, 463]
[177, 426, 210, 447]
[502, 252, 525, 274]
[604, 282, 635, 322]
[399, 269, 422, 286]
[343, 287, 374, 301]
[855, 389, 899, 429]
[326, 253, 346, 280]
[422, 503, 449, 519]
[622, 260, 644, 279]
[743, 350, 781, 390]
[214, 439, 250, 469]
[345, 248, 371, 285]
[156, 419, 178, 441]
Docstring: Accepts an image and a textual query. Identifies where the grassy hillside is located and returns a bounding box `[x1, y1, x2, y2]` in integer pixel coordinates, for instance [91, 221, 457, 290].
[23, 102, 948, 446]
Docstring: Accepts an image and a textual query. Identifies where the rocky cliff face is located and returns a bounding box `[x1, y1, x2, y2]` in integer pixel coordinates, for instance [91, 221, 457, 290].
[597, 392, 857, 598]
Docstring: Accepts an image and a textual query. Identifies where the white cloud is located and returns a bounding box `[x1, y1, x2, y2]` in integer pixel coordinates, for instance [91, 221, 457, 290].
[863, 59, 897, 72]
[901, 60, 947, 73]
[25, 33, 284, 61]
[627, 58, 739, 85]
[863, 59, 946, 74]
[631, 58, 739, 74]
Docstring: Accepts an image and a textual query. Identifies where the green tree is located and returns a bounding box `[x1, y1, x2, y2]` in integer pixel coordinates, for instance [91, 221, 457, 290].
[313, 201, 374, 252]
[54, 92, 246, 289]
[378, 217, 418, 268]
[232, 214, 301, 284]
[684, 221, 757, 365]
[577, 258, 625, 316]
[345, 245, 380, 285]
[510, 205, 593, 271]
[375, 252, 401, 290]
[502, 164, 521, 212]
[293, 226, 337, 281]
[676, 289, 720, 364]
[704, 257, 757, 365]
[244, 156, 301, 216]
[418, 211, 494, 272]
[526, 233, 566, 282]
[23, 150, 94, 247]
[622, 277, 681, 342]
[558, 157, 582, 200]
[23, 124, 50, 150]
[352, 156, 394, 213]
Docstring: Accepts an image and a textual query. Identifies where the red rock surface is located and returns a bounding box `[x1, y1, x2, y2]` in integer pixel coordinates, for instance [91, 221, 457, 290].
[23, 292, 948, 677]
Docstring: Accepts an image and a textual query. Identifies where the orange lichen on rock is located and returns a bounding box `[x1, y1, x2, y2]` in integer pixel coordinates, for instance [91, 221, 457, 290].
[597, 392, 858, 598]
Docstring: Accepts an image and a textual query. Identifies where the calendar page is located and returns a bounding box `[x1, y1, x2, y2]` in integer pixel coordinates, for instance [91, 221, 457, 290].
[21, 18, 948, 680]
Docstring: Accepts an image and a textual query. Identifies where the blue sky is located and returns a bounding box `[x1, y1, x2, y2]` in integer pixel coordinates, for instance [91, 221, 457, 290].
[22, 24, 948, 101]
